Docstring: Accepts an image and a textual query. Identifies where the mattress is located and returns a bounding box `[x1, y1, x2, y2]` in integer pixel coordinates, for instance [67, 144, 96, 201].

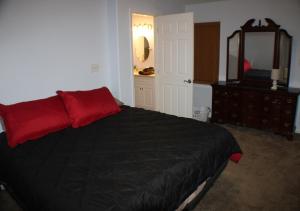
[0, 106, 241, 211]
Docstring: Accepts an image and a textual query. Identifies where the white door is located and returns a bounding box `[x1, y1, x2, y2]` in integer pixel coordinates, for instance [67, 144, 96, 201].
[155, 12, 194, 118]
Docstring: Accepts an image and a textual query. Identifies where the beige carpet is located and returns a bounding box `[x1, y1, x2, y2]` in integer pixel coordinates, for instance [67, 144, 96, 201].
[195, 125, 300, 211]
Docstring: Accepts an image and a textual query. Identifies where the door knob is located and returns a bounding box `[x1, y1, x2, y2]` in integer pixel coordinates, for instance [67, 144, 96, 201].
[184, 79, 192, 84]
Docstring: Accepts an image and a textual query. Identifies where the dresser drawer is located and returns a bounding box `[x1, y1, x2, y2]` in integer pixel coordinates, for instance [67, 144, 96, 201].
[242, 102, 260, 114]
[262, 105, 271, 115]
[271, 96, 283, 105]
[228, 89, 241, 100]
[228, 112, 242, 123]
[244, 115, 260, 128]
[285, 96, 296, 105]
[243, 90, 261, 102]
[211, 83, 299, 139]
[262, 94, 272, 102]
[280, 121, 293, 132]
[212, 111, 226, 123]
[213, 87, 227, 97]
[212, 99, 222, 107]
[260, 117, 272, 129]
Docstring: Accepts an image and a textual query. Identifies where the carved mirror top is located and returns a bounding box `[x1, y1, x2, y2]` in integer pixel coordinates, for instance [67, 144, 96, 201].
[241, 18, 280, 32]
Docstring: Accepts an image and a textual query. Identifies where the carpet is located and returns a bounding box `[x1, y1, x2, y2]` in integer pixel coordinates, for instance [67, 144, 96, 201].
[0, 187, 22, 211]
[195, 125, 300, 211]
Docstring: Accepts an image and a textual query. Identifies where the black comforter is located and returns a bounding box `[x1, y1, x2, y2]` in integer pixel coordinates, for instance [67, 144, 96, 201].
[0, 106, 241, 211]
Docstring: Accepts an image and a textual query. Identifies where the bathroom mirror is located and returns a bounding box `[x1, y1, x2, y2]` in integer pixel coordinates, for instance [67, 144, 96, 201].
[135, 36, 150, 62]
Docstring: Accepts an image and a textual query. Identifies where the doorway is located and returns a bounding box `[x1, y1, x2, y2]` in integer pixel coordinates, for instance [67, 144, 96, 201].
[130, 12, 194, 118]
[194, 22, 220, 84]
[131, 13, 156, 111]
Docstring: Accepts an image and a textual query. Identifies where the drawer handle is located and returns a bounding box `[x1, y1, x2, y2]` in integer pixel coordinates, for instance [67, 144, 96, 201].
[285, 110, 292, 115]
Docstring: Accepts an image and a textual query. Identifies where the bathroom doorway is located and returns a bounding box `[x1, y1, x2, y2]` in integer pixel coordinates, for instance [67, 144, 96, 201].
[131, 13, 156, 111]
[130, 12, 194, 117]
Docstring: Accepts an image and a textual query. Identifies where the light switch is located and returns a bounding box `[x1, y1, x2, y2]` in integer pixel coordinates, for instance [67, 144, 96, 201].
[91, 64, 100, 72]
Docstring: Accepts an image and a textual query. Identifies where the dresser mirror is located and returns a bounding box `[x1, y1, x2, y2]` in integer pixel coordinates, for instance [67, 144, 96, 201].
[226, 18, 292, 87]
[244, 32, 275, 80]
[135, 36, 150, 62]
[227, 31, 240, 81]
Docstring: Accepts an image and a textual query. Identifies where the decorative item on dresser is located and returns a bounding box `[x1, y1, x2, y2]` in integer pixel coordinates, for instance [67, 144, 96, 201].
[212, 18, 300, 140]
[271, 68, 280, 90]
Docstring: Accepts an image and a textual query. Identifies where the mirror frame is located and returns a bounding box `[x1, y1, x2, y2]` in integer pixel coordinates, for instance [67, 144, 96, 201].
[278, 30, 293, 85]
[226, 18, 293, 87]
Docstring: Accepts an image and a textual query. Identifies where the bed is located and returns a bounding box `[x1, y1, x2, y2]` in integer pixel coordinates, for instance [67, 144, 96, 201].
[244, 68, 271, 80]
[0, 106, 241, 211]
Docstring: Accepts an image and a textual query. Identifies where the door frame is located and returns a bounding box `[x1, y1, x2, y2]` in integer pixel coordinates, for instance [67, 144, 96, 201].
[129, 10, 156, 108]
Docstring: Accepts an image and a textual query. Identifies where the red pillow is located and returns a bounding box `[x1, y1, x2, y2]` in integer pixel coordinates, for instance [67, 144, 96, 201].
[57, 87, 121, 128]
[0, 96, 71, 148]
[230, 152, 242, 163]
[244, 59, 252, 72]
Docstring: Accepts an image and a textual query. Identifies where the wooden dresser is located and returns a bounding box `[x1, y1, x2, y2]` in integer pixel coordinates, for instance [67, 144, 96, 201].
[211, 82, 300, 139]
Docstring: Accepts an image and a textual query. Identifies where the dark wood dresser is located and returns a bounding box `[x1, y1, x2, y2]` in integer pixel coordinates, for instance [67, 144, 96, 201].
[211, 82, 300, 140]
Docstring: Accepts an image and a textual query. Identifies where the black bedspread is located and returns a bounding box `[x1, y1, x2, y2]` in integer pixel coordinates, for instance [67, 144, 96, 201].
[0, 106, 241, 211]
[244, 68, 271, 80]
